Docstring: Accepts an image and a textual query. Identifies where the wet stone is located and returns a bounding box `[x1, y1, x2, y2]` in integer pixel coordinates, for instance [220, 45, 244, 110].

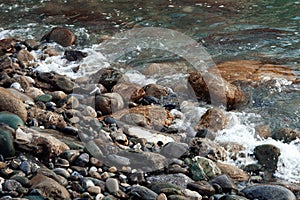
[64, 50, 87, 61]
[41, 27, 76, 47]
[254, 144, 281, 173]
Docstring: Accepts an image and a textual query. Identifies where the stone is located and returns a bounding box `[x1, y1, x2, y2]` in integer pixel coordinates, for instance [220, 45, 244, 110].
[0, 87, 28, 121]
[87, 186, 101, 194]
[182, 189, 202, 200]
[25, 87, 44, 99]
[255, 125, 271, 139]
[187, 181, 215, 196]
[112, 82, 145, 102]
[0, 111, 25, 130]
[17, 49, 35, 67]
[241, 185, 296, 200]
[195, 108, 227, 132]
[30, 174, 70, 200]
[37, 72, 75, 93]
[127, 126, 174, 145]
[120, 113, 149, 127]
[157, 193, 168, 200]
[95, 93, 124, 115]
[212, 60, 297, 85]
[0, 123, 15, 158]
[209, 174, 236, 193]
[188, 71, 246, 110]
[128, 185, 158, 200]
[160, 142, 189, 158]
[105, 178, 119, 194]
[82, 106, 97, 118]
[143, 83, 169, 98]
[64, 50, 87, 61]
[254, 144, 281, 173]
[74, 153, 90, 167]
[189, 156, 222, 181]
[0, 38, 16, 55]
[3, 179, 25, 194]
[146, 173, 193, 188]
[41, 27, 76, 47]
[272, 128, 300, 143]
[216, 162, 249, 181]
[168, 195, 190, 200]
[91, 68, 126, 91]
[35, 94, 53, 103]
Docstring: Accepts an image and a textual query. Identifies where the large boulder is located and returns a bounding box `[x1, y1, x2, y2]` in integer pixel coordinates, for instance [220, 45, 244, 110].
[41, 27, 76, 47]
[241, 185, 296, 200]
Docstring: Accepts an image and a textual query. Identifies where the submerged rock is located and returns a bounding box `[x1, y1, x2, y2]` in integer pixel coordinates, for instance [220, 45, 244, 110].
[41, 27, 76, 47]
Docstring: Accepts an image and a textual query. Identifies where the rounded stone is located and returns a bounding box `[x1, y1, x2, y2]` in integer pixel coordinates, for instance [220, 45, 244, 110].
[241, 185, 296, 200]
[0, 111, 24, 130]
[105, 178, 119, 194]
[0, 124, 15, 158]
[41, 27, 76, 47]
[35, 94, 53, 103]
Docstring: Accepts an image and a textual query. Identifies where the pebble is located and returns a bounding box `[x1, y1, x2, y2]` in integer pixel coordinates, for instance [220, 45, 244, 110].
[105, 178, 119, 194]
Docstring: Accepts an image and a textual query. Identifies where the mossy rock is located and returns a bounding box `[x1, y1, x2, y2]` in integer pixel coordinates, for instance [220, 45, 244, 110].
[0, 111, 25, 130]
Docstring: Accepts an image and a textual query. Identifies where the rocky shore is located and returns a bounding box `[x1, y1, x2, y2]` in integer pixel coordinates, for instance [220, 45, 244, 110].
[0, 27, 299, 200]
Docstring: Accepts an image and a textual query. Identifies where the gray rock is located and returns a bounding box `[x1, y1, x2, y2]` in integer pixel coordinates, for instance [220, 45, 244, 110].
[129, 185, 158, 200]
[241, 185, 296, 200]
[75, 153, 90, 167]
[147, 173, 193, 189]
[3, 179, 24, 193]
[160, 142, 188, 158]
[105, 178, 119, 194]
[187, 181, 215, 196]
[209, 174, 236, 193]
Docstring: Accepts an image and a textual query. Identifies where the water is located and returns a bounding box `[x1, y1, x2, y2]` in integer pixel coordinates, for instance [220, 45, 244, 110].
[0, 0, 300, 182]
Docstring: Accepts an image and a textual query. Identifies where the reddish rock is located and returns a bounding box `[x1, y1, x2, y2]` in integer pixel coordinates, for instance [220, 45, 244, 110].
[17, 49, 35, 67]
[112, 82, 145, 102]
[143, 83, 169, 98]
[216, 162, 250, 182]
[188, 71, 246, 110]
[211, 60, 297, 85]
[95, 92, 124, 115]
[195, 108, 227, 132]
[41, 27, 76, 47]
[0, 87, 27, 121]
[30, 174, 70, 200]
[0, 38, 17, 55]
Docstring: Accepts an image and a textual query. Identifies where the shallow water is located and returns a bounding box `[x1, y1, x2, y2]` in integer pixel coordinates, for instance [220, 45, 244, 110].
[0, 0, 300, 182]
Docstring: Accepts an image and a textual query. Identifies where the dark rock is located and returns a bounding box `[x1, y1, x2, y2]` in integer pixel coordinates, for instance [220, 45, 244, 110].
[64, 50, 87, 61]
[128, 185, 158, 200]
[24, 39, 40, 51]
[254, 144, 281, 173]
[209, 174, 236, 193]
[0, 123, 15, 158]
[41, 27, 76, 47]
[218, 194, 249, 200]
[3, 179, 25, 194]
[0, 87, 28, 122]
[168, 195, 189, 200]
[37, 72, 75, 93]
[74, 153, 89, 167]
[120, 113, 149, 127]
[160, 142, 188, 158]
[195, 108, 227, 132]
[35, 94, 53, 103]
[150, 183, 182, 195]
[241, 185, 296, 200]
[187, 181, 215, 196]
[272, 128, 300, 143]
[0, 38, 17, 55]
[91, 68, 126, 91]
[30, 174, 70, 200]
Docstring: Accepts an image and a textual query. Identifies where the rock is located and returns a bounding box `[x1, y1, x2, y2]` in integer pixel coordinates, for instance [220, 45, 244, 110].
[157, 193, 168, 200]
[64, 50, 87, 61]
[216, 162, 249, 181]
[105, 178, 119, 194]
[25, 87, 44, 99]
[212, 60, 297, 85]
[218, 194, 249, 200]
[82, 106, 97, 118]
[195, 108, 227, 132]
[150, 183, 182, 195]
[272, 128, 300, 143]
[189, 156, 222, 181]
[187, 181, 215, 196]
[27, 107, 66, 129]
[35, 94, 53, 103]
[127, 126, 174, 145]
[168, 195, 190, 200]
[112, 82, 145, 102]
[254, 144, 281, 173]
[0, 87, 28, 121]
[129, 185, 158, 200]
[91, 68, 126, 91]
[3, 179, 25, 194]
[37, 72, 75, 93]
[30, 174, 70, 200]
[209, 174, 236, 193]
[255, 125, 271, 139]
[0, 38, 16, 55]
[143, 83, 169, 98]
[0, 124, 15, 158]
[189, 138, 227, 161]
[147, 173, 194, 189]
[17, 49, 35, 67]
[182, 189, 202, 200]
[7, 88, 34, 103]
[120, 113, 149, 127]
[24, 39, 40, 51]
[95, 93, 124, 115]
[114, 105, 173, 129]
[0, 111, 25, 130]
[41, 27, 76, 47]
[241, 185, 296, 200]
[188, 71, 246, 110]
[160, 142, 188, 158]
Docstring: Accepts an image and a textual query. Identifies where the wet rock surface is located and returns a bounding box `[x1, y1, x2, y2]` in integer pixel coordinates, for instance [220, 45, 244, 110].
[0, 30, 297, 200]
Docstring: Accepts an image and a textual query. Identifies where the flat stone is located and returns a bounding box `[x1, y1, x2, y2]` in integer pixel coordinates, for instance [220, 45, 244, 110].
[129, 185, 158, 200]
[216, 162, 249, 181]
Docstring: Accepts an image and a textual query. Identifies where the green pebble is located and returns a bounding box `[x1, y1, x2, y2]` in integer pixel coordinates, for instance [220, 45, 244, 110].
[35, 94, 53, 102]
[0, 111, 25, 130]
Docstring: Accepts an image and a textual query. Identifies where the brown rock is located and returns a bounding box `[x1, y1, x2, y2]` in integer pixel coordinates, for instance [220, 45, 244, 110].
[211, 60, 297, 85]
[28, 107, 66, 129]
[41, 27, 76, 47]
[216, 162, 250, 181]
[195, 108, 227, 132]
[30, 174, 70, 200]
[0, 87, 27, 121]
[95, 92, 124, 115]
[255, 125, 271, 139]
[112, 82, 145, 102]
[17, 49, 35, 67]
[272, 128, 300, 143]
[188, 71, 246, 110]
[0, 38, 16, 55]
[143, 83, 169, 98]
